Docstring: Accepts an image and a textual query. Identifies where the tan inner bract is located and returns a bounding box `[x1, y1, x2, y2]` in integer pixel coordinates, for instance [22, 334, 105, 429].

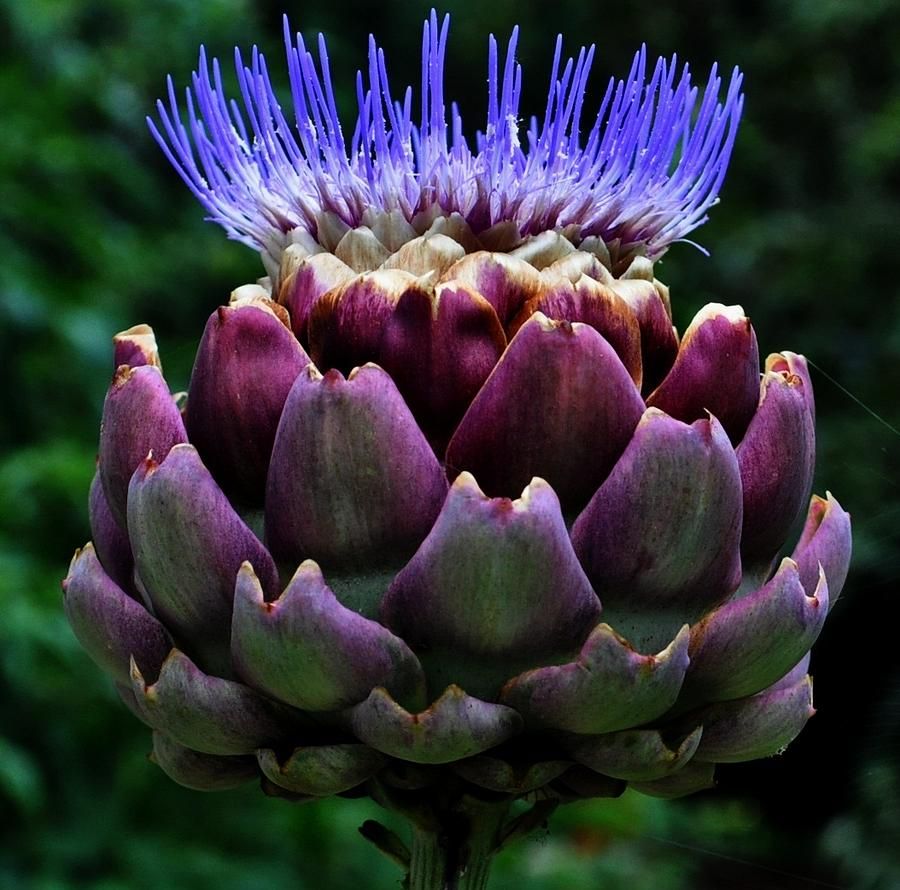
[254, 208, 671, 317]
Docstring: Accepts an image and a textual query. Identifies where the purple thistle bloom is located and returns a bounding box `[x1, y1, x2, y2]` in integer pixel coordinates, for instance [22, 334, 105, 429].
[149, 10, 744, 264]
[67, 11, 853, 885]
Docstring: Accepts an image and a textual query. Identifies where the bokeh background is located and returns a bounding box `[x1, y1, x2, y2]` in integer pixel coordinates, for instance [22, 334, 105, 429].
[3, 0, 900, 887]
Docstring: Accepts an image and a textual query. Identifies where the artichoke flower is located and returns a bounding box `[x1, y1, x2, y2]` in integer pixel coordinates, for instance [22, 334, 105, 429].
[64, 12, 852, 889]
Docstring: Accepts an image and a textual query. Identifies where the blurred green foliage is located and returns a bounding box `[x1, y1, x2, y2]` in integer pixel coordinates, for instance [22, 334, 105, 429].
[3, 0, 900, 887]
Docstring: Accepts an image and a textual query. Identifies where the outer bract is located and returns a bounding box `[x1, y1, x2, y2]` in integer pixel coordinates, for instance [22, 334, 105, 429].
[66, 13, 851, 890]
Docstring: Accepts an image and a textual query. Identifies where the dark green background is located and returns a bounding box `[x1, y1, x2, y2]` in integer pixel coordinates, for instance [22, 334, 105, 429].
[3, 0, 899, 887]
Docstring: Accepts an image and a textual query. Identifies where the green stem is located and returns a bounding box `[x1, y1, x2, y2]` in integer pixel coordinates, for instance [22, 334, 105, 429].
[408, 827, 446, 890]
[405, 797, 510, 890]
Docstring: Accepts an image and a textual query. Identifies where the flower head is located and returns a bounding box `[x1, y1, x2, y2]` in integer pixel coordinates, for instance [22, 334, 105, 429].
[149, 11, 743, 267]
[64, 13, 853, 887]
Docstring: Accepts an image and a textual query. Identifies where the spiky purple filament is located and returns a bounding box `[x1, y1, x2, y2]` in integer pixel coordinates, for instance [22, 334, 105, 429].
[149, 10, 744, 261]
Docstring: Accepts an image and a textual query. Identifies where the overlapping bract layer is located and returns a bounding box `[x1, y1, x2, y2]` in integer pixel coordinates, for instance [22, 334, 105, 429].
[65, 224, 850, 804]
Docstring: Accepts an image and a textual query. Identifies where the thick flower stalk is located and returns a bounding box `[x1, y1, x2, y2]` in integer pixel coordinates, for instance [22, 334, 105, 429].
[64, 12, 851, 890]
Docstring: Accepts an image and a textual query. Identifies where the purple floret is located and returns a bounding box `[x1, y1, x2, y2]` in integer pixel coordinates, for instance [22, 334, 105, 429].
[148, 10, 743, 260]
